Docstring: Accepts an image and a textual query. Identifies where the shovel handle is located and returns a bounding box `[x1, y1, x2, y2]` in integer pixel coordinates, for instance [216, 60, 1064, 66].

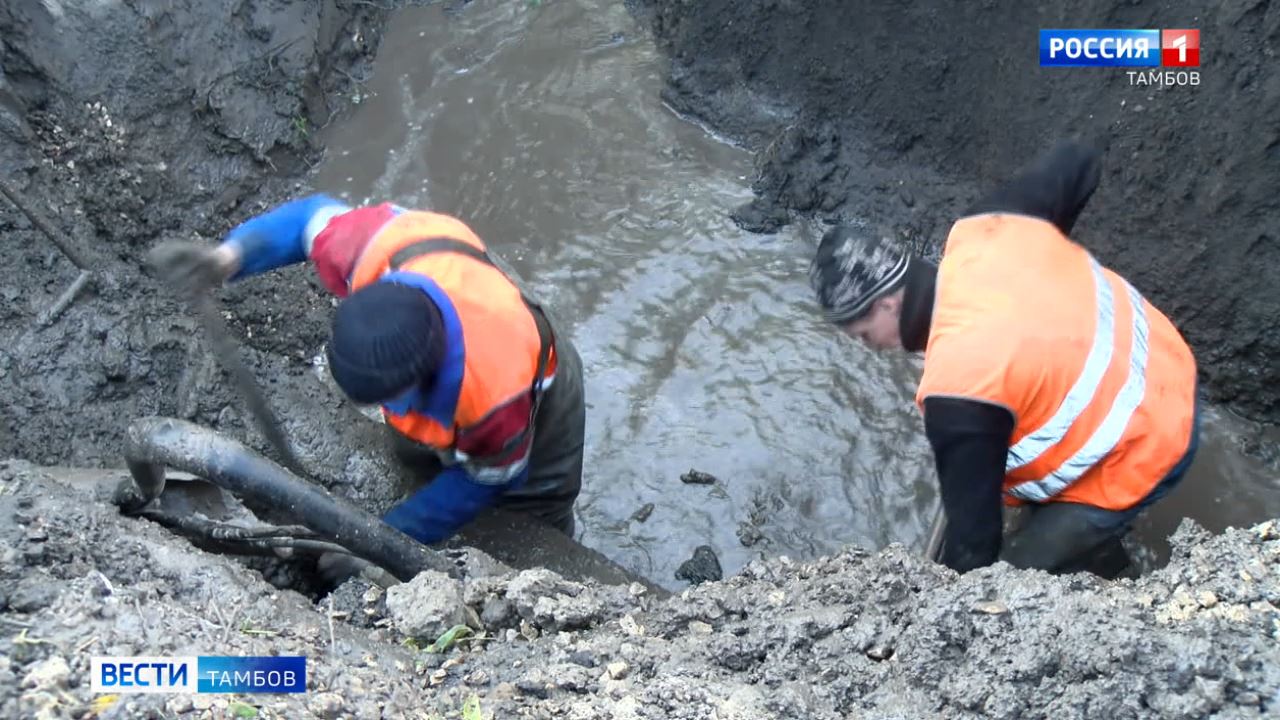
[924, 504, 947, 562]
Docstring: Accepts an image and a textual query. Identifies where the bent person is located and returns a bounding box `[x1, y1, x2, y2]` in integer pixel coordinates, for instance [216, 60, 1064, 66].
[808, 139, 1201, 578]
[153, 195, 586, 576]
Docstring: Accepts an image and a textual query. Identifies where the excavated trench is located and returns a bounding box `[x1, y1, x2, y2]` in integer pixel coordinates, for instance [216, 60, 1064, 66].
[1, 0, 1279, 718]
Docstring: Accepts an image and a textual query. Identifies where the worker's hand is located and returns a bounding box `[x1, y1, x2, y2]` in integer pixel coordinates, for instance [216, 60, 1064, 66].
[316, 551, 398, 589]
[148, 240, 240, 296]
[316, 551, 370, 587]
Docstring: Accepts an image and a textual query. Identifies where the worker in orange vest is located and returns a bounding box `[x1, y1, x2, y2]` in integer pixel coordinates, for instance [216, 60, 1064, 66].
[809, 139, 1201, 578]
[153, 196, 586, 575]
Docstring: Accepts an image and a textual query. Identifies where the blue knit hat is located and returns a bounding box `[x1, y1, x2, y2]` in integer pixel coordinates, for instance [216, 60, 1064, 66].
[327, 282, 445, 404]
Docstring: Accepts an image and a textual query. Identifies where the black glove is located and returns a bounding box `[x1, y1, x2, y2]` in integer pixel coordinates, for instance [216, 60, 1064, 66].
[148, 241, 239, 297]
[316, 551, 398, 588]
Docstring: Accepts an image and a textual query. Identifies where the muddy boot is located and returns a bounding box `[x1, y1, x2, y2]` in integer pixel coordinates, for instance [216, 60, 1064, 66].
[1080, 536, 1135, 580]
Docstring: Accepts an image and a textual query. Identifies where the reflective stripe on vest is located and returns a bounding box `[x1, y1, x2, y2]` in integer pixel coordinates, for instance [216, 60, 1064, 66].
[1005, 257, 1151, 502]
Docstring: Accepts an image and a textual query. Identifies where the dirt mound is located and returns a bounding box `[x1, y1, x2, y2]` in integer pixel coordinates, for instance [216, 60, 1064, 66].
[3, 460, 1278, 719]
[636, 0, 1280, 428]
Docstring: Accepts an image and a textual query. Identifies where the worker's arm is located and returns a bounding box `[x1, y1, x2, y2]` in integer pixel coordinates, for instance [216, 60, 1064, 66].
[381, 465, 525, 545]
[147, 195, 353, 297]
[964, 139, 1103, 237]
[921, 396, 1015, 573]
[220, 194, 353, 280]
[381, 394, 537, 544]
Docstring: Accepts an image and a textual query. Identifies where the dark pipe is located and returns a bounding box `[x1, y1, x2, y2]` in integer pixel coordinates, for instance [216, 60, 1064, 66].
[119, 416, 451, 581]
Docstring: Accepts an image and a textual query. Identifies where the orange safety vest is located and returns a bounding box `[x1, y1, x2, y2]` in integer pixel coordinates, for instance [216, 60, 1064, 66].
[347, 210, 558, 460]
[915, 213, 1197, 510]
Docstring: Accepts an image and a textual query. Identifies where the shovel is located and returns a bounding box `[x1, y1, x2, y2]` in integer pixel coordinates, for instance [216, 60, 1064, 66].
[147, 239, 307, 478]
[924, 505, 946, 562]
[189, 293, 308, 478]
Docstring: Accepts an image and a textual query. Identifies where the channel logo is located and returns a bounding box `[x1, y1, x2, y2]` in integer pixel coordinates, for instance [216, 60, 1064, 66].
[1040, 29, 1201, 67]
[1162, 29, 1200, 67]
[91, 656, 306, 694]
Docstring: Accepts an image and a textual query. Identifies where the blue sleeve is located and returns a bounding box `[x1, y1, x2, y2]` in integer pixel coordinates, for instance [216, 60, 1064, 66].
[224, 194, 350, 281]
[226, 230, 306, 280]
[381, 465, 528, 545]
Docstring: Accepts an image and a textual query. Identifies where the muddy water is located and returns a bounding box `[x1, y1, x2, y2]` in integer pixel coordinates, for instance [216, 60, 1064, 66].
[311, 0, 1278, 588]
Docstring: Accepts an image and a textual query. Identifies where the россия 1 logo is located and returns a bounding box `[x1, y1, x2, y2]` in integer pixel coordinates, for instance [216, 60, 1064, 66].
[1039, 28, 1200, 87]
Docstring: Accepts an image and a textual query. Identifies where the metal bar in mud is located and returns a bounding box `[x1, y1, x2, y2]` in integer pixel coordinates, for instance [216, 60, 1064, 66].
[0, 177, 95, 271]
[35, 269, 93, 327]
[924, 505, 947, 563]
[120, 415, 453, 581]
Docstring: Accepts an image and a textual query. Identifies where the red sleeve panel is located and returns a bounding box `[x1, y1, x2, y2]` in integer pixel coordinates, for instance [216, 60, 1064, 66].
[309, 203, 401, 296]
[454, 393, 535, 485]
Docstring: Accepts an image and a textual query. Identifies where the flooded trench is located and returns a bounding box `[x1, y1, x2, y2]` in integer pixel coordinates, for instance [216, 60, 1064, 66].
[309, 0, 1280, 589]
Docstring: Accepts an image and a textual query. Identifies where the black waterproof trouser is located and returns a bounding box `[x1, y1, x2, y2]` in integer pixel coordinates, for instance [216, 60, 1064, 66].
[387, 332, 586, 538]
[998, 392, 1202, 579]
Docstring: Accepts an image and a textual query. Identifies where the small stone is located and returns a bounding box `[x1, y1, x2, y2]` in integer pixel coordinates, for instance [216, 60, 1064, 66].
[675, 546, 723, 585]
[9, 580, 57, 613]
[972, 600, 1009, 615]
[568, 651, 597, 668]
[736, 523, 763, 547]
[363, 586, 383, 604]
[619, 614, 645, 636]
[515, 676, 551, 699]
[866, 645, 894, 661]
[630, 503, 655, 523]
[1237, 691, 1261, 706]
[688, 621, 714, 635]
[192, 695, 214, 710]
[606, 661, 630, 680]
[520, 619, 539, 641]
[1197, 591, 1219, 609]
[464, 670, 490, 686]
[481, 597, 514, 627]
[385, 570, 465, 641]
[21, 656, 69, 690]
[167, 696, 194, 714]
[430, 669, 447, 686]
[308, 692, 344, 719]
[680, 469, 717, 485]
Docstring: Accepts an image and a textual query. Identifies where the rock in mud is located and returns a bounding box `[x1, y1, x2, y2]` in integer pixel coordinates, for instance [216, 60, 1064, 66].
[630, 503, 655, 523]
[679, 469, 718, 485]
[308, 691, 345, 719]
[736, 522, 763, 547]
[505, 568, 622, 632]
[20, 656, 69, 691]
[8, 579, 57, 613]
[385, 570, 465, 641]
[676, 545, 724, 585]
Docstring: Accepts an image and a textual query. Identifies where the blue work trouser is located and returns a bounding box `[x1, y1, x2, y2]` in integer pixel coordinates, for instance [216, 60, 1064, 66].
[1000, 392, 1202, 578]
